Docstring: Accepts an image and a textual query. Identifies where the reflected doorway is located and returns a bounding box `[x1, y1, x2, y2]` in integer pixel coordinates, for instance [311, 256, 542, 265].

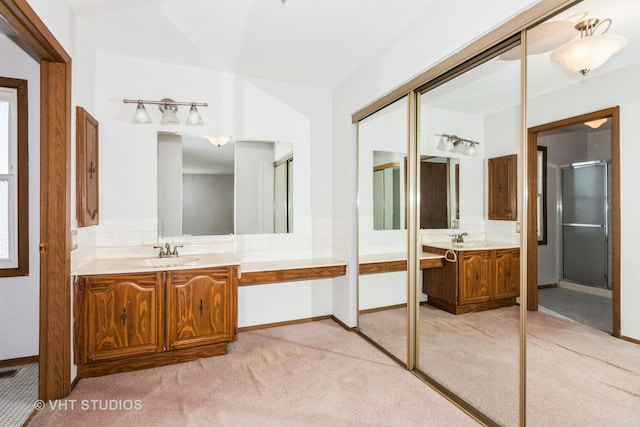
[527, 107, 620, 336]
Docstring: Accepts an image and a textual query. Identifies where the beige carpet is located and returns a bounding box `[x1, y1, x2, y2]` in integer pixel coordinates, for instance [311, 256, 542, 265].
[360, 305, 640, 426]
[28, 320, 477, 427]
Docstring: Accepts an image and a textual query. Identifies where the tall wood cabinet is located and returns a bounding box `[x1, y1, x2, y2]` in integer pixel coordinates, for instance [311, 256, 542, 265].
[422, 246, 519, 314]
[488, 154, 517, 220]
[74, 265, 238, 377]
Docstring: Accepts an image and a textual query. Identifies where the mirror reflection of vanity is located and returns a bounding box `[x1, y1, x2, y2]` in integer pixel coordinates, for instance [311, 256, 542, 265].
[157, 132, 293, 237]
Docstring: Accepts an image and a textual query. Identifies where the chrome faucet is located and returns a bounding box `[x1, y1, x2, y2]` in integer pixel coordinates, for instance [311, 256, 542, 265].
[454, 232, 468, 243]
[153, 243, 184, 258]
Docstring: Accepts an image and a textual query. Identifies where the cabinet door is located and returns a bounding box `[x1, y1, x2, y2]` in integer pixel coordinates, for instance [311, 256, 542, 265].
[458, 251, 493, 304]
[495, 248, 520, 299]
[488, 154, 517, 220]
[166, 267, 238, 350]
[81, 272, 163, 363]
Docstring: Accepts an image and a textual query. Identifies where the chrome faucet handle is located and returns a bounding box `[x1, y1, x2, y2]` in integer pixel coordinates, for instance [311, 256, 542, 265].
[153, 245, 166, 256]
[172, 244, 183, 256]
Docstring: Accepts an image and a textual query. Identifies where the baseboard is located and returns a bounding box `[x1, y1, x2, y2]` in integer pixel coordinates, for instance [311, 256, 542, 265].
[358, 303, 407, 315]
[0, 355, 38, 368]
[238, 315, 332, 333]
[558, 280, 612, 298]
[331, 315, 357, 332]
[620, 335, 640, 346]
[538, 283, 557, 289]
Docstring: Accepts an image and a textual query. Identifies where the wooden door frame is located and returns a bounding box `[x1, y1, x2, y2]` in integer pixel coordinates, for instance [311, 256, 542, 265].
[0, 0, 72, 399]
[526, 106, 620, 337]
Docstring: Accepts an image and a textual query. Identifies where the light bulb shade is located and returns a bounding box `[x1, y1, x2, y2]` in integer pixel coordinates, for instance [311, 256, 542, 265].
[466, 143, 477, 156]
[452, 141, 467, 154]
[133, 102, 153, 124]
[551, 33, 627, 75]
[445, 137, 455, 151]
[584, 118, 607, 129]
[185, 105, 204, 126]
[436, 136, 447, 151]
[160, 107, 180, 125]
[207, 136, 230, 147]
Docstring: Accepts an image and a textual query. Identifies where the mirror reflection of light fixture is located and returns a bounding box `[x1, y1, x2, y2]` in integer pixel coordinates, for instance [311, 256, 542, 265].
[435, 133, 479, 156]
[551, 18, 627, 76]
[207, 135, 231, 147]
[123, 98, 208, 125]
[584, 118, 607, 129]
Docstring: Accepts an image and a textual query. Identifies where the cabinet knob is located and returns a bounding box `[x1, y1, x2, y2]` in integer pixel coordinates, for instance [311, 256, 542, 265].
[199, 299, 204, 317]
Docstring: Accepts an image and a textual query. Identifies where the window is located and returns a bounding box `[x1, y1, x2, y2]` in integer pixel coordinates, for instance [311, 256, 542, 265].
[0, 77, 28, 277]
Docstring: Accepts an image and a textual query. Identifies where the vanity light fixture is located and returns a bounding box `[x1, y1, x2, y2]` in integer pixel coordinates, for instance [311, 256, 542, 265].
[551, 17, 627, 76]
[436, 133, 479, 156]
[584, 118, 607, 129]
[123, 98, 208, 125]
[207, 135, 231, 147]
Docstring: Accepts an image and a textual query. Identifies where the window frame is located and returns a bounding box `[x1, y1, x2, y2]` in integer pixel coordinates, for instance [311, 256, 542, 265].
[0, 77, 28, 277]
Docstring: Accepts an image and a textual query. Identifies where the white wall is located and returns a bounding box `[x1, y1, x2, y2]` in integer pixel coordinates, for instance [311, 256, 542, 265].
[0, 35, 40, 360]
[183, 174, 234, 235]
[157, 134, 183, 236]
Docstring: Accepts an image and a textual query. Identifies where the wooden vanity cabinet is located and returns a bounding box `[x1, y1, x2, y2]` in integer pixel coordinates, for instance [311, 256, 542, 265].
[75, 272, 164, 364]
[166, 267, 238, 351]
[74, 265, 238, 378]
[488, 154, 517, 220]
[422, 246, 519, 314]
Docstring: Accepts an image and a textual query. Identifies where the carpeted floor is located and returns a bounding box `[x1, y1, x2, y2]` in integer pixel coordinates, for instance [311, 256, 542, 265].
[360, 305, 640, 427]
[28, 320, 477, 427]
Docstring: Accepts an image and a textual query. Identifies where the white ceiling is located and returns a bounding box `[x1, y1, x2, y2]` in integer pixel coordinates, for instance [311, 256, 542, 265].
[62, 0, 438, 89]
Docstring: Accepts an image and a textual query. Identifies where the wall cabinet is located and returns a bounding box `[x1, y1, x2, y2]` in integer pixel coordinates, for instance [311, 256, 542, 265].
[488, 154, 517, 220]
[74, 265, 238, 377]
[422, 246, 519, 314]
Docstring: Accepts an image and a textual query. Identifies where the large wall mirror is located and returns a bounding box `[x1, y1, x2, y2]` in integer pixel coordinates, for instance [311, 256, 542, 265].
[157, 132, 293, 237]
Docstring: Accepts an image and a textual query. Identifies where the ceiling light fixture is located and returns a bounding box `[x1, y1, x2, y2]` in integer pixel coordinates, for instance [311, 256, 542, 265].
[584, 118, 607, 129]
[207, 136, 231, 147]
[123, 98, 208, 125]
[551, 18, 627, 76]
[435, 133, 479, 156]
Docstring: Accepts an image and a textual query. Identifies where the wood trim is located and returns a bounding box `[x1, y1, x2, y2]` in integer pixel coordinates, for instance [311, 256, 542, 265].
[526, 107, 621, 338]
[238, 264, 346, 286]
[359, 257, 443, 274]
[351, 0, 578, 123]
[237, 315, 332, 333]
[0, 76, 28, 277]
[0, 0, 70, 63]
[331, 315, 357, 332]
[359, 303, 407, 315]
[77, 342, 228, 378]
[0, 355, 38, 368]
[620, 335, 640, 346]
[39, 60, 72, 400]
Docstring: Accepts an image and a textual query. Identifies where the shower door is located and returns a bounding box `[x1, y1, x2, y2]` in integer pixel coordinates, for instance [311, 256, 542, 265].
[561, 162, 609, 288]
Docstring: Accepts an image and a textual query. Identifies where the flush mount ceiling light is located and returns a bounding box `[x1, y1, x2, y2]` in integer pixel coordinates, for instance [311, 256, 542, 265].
[551, 18, 627, 76]
[123, 98, 208, 125]
[436, 133, 479, 156]
[584, 118, 608, 129]
[206, 135, 231, 147]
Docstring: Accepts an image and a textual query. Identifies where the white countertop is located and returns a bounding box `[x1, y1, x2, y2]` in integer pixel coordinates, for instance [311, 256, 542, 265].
[359, 251, 444, 263]
[72, 253, 348, 276]
[72, 252, 241, 276]
[423, 240, 519, 251]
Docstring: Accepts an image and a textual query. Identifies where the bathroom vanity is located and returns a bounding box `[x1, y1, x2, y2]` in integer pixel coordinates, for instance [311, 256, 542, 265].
[73, 254, 240, 378]
[422, 242, 519, 314]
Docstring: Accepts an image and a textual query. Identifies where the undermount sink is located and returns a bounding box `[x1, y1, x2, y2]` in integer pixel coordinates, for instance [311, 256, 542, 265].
[136, 256, 200, 268]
